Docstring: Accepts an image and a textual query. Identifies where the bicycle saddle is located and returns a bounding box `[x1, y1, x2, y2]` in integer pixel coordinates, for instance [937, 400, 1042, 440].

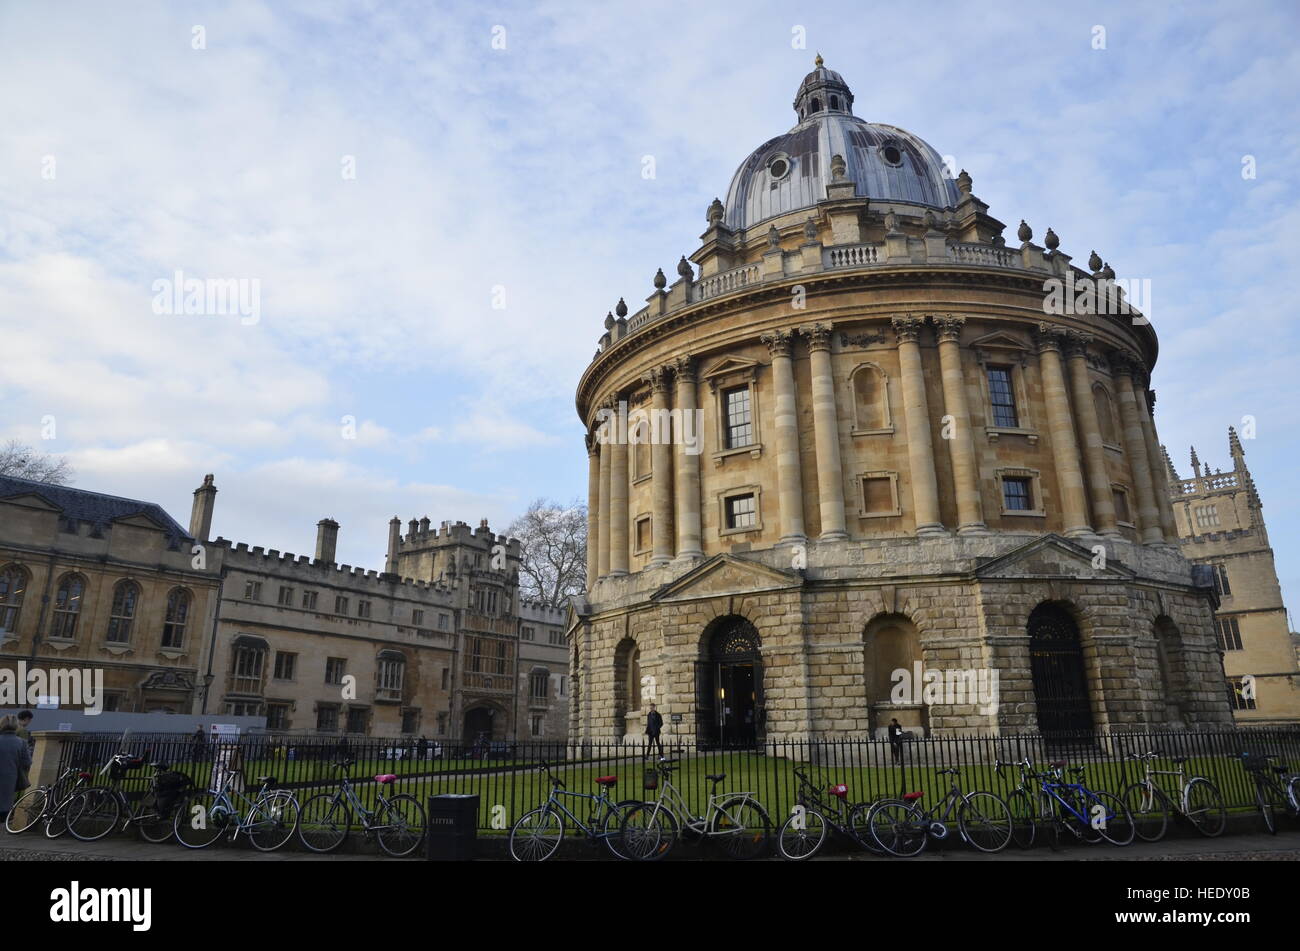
[1171, 756, 1188, 765]
[1048, 760, 1067, 768]
[78, 772, 92, 780]
[258, 775, 277, 786]
[150, 762, 169, 770]
[903, 791, 924, 802]
[705, 773, 726, 784]
[594, 775, 617, 787]
[829, 784, 848, 798]
[1273, 764, 1290, 774]
[375, 774, 397, 784]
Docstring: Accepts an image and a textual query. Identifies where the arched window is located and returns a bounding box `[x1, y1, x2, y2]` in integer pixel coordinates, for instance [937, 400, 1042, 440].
[106, 580, 140, 643]
[811, 97, 822, 112]
[162, 588, 190, 649]
[0, 564, 28, 635]
[830, 95, 840, 110]
[377, 649, 407, 702]
[1093, 384, 1118, 445]
[50, 574, 86, 640]
[851, 364, 889, 431]
[529, 668, 550, 701]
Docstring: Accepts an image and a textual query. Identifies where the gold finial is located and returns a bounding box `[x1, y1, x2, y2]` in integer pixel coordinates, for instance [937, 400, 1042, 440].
[814, 52, 824, 67]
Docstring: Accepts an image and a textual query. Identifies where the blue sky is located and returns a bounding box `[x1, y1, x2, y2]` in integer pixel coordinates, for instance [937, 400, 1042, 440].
[2, 0, 1299, 615]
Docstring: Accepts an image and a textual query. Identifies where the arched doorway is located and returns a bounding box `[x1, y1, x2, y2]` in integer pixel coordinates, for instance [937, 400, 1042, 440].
[463, 705, 497, 746]
[696, 617, 763, 749]
[1028, 603, 1094, 738]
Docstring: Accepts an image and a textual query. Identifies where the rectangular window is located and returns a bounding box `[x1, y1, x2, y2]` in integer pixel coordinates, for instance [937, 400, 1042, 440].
[325, 657, 346, 684]
[273, 651, 297, 680]
[277, 585, 293, 606]
[302, 590, 318, 610]
[987, 366, 1019, 428]
[1227, 678, 1256, 711]
[862, 477, 894, 514]
[346, 708, 368, 734]
[378, 658, 405, 697]
[266, 703, 289, 731]
[1217, 616, 1243, 651]
[1112, 488, 1131, 524]
[521, 626, 535, 641]
[530, 670, 549, 699]
[1195, 504, 1221, 529]
[531, 714, 543, 737]
[1211, 563, 1231, 597]
[243, 580, 262, 601]
[317, 704, 339, 732]
[725, 493, 757, 530]
[358, 600, 372, 619]
[401, 709, 419, 734]
[558, 676, 566, 697]
[438, 613, 450, 631]
[102, 692, 123, 713]
[723, 385, 754, 449]
[441, 667, 449, 690]
[635, 516, 652, 552]
[412, 609, 424, 626]
[549, 630, 565, 646]
[334, 595, 349, 615]
[437, 712, 448, 736]
[1003, 477, 1033, 512]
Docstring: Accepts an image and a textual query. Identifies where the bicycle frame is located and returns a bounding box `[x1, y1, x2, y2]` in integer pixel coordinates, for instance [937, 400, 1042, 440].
[645, 769, 758, 836]
[200, 773, 283, 840]
[1038, 770, 1113, 827]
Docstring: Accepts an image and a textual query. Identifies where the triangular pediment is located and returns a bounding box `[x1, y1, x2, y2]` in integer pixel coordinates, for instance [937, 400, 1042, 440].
[111, 512, 172, 532]
[699, 355, 763, 381]
[969, 330, 1030, 352]
[0, 491, 63, 514]
[975, 534, 1135, 581]
[651, 553, 802, 602]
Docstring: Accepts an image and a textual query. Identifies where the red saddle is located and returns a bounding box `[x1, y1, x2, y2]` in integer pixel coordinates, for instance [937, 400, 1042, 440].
[374, 774, 397, 784]
[903, 791, 924, 803]
[595, 775, 617, 788]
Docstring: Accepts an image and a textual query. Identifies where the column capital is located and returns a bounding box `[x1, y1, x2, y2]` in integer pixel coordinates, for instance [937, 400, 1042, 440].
[585, 431, 599, 455]
[797, 321, 835, 352]
[1063, 329, 1094, 359]
[760, 328, 796, 358]
[642, 365, 673, 394]
[1109, 348, 1142, 378]
[891, 315, 926, 344]
[932, 313, 966, 343]
[670, 354, 696, 382]
[1033, 322, 1069, 353]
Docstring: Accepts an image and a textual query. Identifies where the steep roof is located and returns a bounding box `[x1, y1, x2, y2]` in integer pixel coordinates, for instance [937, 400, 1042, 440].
[0, 474, 190, 541]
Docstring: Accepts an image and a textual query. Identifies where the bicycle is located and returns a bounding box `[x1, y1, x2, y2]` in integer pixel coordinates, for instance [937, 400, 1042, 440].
[173, 768, 300, 851]
[776, 765, 882, 860]
[1240, 752, 1300, 835]
[997, 757, 1050, 849]
[64, 753, 190, 843]
[1121, 750, 1225, 841]
[866, 766, 1014, 857]
[620, 757, 771, 861]
[1035, 761, 1134, 848]
[508, 761, 640, 862]
[5, 766, 95, 838]
[298, 760, 426, 857]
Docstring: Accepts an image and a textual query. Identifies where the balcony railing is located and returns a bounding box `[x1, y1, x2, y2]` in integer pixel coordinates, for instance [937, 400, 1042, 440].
[692, 262, 762, 303]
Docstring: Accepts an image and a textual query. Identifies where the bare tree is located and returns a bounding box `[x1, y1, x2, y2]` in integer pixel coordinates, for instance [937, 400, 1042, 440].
[507, 498, 587, 608]
[0, 440, 74, 484]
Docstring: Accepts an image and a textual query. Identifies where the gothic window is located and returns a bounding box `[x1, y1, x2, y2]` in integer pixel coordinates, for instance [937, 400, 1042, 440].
[0, 565, 28, 635]
[1227, 677, 1256, 711]
[1211, 563, 1231, 597]
[376, 651, 406, 701]
[106, 580, 140, 643]
[162, 587, 190, 649]
[1194, 505, 1221, 529]
[530, 669, 549, 700]
[1216, 616, 1243, 651]
[49, 573, 85, 640]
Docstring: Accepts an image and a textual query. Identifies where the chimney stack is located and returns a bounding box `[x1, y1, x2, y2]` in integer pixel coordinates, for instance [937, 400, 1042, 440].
[190, 474, 217, 541]
[315, 518, 339, 564]
[386, 516, 401, 573]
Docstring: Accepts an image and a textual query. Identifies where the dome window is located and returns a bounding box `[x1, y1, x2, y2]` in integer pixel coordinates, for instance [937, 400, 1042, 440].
[881, 143, 904, 167]
[767, 153, 791, 181]
[830, 95, 840, 110]
[811, 97, 822, 112]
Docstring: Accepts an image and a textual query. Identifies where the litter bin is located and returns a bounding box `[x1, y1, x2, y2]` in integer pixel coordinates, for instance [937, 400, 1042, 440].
[426, 793, 478, 861]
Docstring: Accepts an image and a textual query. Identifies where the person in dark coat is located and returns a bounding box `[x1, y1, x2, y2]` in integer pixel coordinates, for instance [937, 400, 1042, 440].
[0, 715, 33, 821]
[644, 704, 664, 757]
[190, 725, 207, 763]
[887, 718, 905, 764]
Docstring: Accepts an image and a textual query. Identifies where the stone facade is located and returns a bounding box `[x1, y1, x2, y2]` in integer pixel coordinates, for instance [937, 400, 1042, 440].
[569, 61, 1233, 743]
[1166, 431, 1300, 723]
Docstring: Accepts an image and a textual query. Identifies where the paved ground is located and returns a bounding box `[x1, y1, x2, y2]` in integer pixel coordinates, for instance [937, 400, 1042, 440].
[4, 828, 1299, 861]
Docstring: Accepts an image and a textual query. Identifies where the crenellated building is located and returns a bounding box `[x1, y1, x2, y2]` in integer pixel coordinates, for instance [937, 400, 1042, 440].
[570, 58, 1233, 745]
[1164, 430, 1300, 723]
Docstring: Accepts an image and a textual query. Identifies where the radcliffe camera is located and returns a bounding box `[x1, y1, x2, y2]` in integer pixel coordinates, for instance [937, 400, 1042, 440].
[1, 0, 1297, 933]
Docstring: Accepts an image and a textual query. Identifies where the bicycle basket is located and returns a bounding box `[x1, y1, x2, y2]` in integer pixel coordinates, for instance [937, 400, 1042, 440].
[643, 769, 659, 791]
[1240, 752, 1271, 773]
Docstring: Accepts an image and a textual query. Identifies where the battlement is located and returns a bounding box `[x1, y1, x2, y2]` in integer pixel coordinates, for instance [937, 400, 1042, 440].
[396, 517, 521, 554]
[519, 599, 567, 623]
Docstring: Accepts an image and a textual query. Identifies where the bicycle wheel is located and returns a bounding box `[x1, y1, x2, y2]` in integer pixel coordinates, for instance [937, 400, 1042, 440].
[1060, 789, 1103, 845]
[620, 802, 679, 861]
[847, 801, 886, 854]
[174, 791, 229, 849]
[710, 798, 770, 860]
[1122, 782, 1169, 842]
[1090, 790, 1134, 846]
[6, 787, 50, 834]
[600, 799, 640, 861]
[509, 806, 564, 862]
[67, 788, 121, 842]
[298, 793, 351, 853]
[777, 806, 827, 861]
[247, 791, 299, 851]
[44, 794, 75, 839]
[1254, 779, 1277, 835]
[136, 792, 177, 844]
[1286, 776, 1300, 817]
[1005, 790, 1037, 849]
[869, 799, 928, 858]
[375, 794, 425, 858]
[1183, 778, 1226, 838]
[958, 791, 1013, 853]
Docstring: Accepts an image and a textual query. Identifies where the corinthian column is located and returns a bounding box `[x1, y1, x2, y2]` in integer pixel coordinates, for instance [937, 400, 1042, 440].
[1139, 387, 1178, 544]
[800, 322, 848, 540]
[644, 366, 675, 566]
[597, 403, 613, 578]
[608, 397, 630, 576]
[1113, 351, 1163, 544]
[1064, 332, 1119, 537]
[892, 316, 944, 535]
[672, 356, 704, 561]
[1035, 324, 1091, 537]
[586, 433, 600, 589]
[933, 314, 985, 533]
[761, 329, 807, 544]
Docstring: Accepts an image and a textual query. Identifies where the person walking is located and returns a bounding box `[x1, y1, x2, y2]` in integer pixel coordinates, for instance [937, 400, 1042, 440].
[644, 704, 664, 757]
[0, 715, 33, 823]
[190, 725, 207, 763]
[888, 718, 905, 765]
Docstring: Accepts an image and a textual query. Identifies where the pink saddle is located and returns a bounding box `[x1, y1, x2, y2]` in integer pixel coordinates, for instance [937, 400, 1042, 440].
[374, 774, 397, 784]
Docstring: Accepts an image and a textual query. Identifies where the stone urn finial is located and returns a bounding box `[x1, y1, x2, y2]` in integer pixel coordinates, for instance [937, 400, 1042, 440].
[616, 297, 628, 317]
[603, 311, 614, 330]
[677, 255, 693, 280]
[830, 153, 847, 182]
[1044, 227, 1059, 251]
[956, 169, 972, 195]
[652, 268, 667, 290]
[1100, 262, 1115, 280]
[1017, 219, 1032, 243]
[707, 197, 725, 227]
[1088, 250, 1103, 272]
